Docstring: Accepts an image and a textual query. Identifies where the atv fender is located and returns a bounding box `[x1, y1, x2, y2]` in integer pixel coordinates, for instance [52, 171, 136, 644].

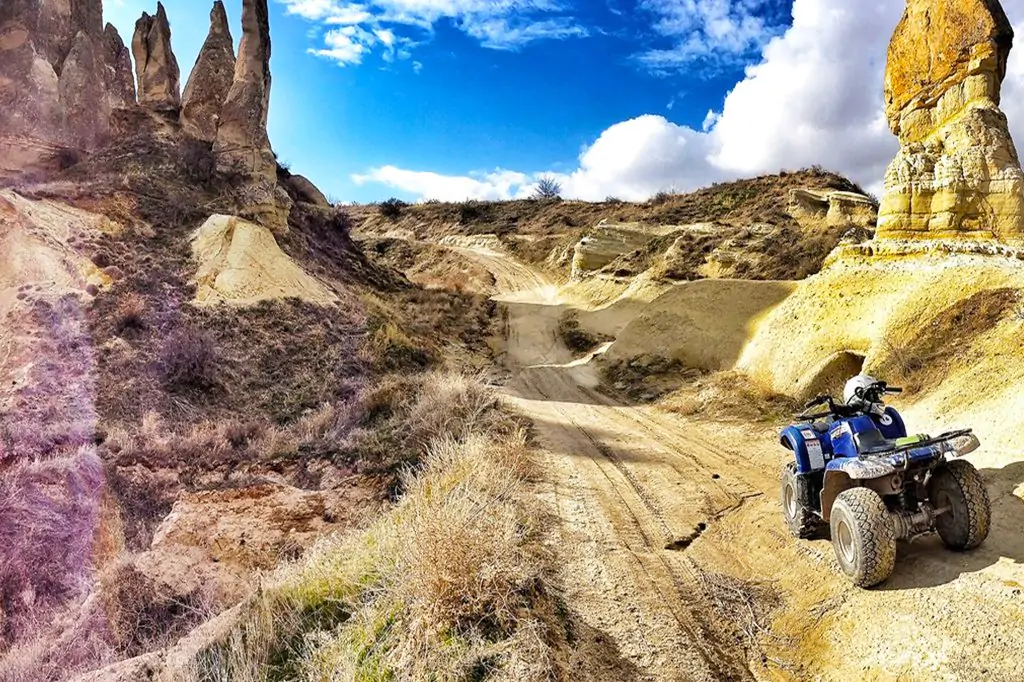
[820, 459, 900, 522]
[781, 425, 828, 474]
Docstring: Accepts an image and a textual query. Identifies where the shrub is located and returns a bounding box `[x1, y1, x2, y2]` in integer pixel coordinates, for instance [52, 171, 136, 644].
[194, 376, 567, 681]
[176, 139, 216, 186]
[158, 328, 219, 391]
[379, 197, 407, 220]
[113, 293, 147, 334]
[458, 201, 482, 224]
[56, 148, 82, 171]
[532, 176, 562, 200]
[558, 311, 611, 353]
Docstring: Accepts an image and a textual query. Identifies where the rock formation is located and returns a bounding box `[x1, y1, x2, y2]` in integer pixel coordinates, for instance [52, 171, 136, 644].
[102, 23, 136, 110]
[283, 173, 331, 207]
[191, 215, 336, 305]
[132, 3, 180, 112]
[0, 0, 133, 179]
[789, 189, 877, 229]
[59, 30, 106, 149]
[571, 223, 673, 280]
[214, 0, 291, 233]
[181, 1, 235, 141]
[878, 0, 1024, 241]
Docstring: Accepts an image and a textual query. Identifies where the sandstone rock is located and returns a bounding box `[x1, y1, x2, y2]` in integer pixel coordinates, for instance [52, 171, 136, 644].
[571, 222, 676, 280]
[181, 1, 235, 141]
[59, 31, 105, 149]
[789, 189, 877, 229]
[132, 3, 180, 112]
[0, 19, 63, 177]
[284, 173, 331, 207]
[878, 0, 1024, 241]
[215, 0, 290, 232]
[190, 214, 337, 305]
[101, 23, 135, 109]
[1, 2, 130, 178]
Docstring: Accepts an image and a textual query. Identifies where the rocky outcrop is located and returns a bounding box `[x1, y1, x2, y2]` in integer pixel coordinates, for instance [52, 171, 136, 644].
[132, 3, 180, 112]
[571, 222, 674, 280]
[59, 31, 105, 149]
[101, 23, 136, 110]
[0, 1, 131, 178]
[214, 0, 290, 233]
[181, 1, 235, 141]
[283, 173, 331, 207]
[878, 0, 1024, 241]
[789, 189, 877, 229]
[190, 215, 337, 305]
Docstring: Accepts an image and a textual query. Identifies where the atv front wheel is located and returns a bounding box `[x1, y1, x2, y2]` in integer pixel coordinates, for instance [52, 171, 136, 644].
[928, 460, 991, 551]
[781, 462, 818, 538]
[830, 488, 896, 588]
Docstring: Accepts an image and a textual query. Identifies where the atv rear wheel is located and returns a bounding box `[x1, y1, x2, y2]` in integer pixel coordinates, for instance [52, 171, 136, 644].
[781, 462, 818, 538]
[830, 487, 896, 588]
[928, 460, 991, 551]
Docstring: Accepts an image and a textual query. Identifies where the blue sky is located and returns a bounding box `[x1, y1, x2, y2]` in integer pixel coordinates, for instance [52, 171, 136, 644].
[103, 1, 1024, 203]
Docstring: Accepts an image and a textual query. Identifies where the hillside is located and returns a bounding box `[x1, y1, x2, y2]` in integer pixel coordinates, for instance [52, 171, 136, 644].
[6, 0, 1024, 680]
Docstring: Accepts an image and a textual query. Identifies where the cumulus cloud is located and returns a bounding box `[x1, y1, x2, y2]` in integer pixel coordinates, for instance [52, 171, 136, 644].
[636, 0, 791, 74]
[276, 0, 587, 65]
[355, 0, 1024, 202]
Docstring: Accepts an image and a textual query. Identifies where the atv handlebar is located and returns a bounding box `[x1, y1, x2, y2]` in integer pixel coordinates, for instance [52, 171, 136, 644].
[795, 381, 903, 422]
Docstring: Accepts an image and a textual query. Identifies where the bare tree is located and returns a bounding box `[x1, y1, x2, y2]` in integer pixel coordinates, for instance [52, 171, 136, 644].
[533, 176, 562, 200]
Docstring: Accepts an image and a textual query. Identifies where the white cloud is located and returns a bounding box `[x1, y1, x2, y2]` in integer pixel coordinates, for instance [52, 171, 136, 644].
[276, 0, 587, 66]
[637, 0, 790, 73]
[354, 0, 1024, 203]
[353, 166, 531, 201]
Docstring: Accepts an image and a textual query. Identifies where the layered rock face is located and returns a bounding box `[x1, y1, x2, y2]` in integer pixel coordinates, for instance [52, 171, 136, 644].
[181, 1, 235, 141]
[132, 2, 180, 111]
[214, 0, 291, 233]
[878, 0, 1024, 241]
[789, 189, 877, 229]
[0, 0, 134, 178]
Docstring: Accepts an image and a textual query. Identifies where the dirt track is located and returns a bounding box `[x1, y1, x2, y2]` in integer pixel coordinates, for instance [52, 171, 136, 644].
[456, 245, 1024, 682]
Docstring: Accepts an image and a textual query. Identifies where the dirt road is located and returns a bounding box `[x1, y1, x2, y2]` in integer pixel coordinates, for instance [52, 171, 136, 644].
[457, 245, 1024, 682]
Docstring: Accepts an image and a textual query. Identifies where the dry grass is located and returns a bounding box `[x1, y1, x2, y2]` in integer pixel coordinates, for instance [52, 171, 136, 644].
[660, 371, 800, 423]
[558, 311, 612, 354]
[876, 288, 1018, 394]
[189, 374, 568, 682]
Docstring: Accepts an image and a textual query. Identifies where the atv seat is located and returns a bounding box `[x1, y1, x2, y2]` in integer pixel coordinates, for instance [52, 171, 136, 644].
[854, 428, 894, 455]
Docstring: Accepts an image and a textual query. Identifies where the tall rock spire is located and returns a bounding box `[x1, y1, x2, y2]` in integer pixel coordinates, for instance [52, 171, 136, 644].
[214, 0, 290, 233]
[877, 0, 1024, 242]
[102, 23, 137, 109]
[181, 1, 236, 141]
[131, 2, 181, 112]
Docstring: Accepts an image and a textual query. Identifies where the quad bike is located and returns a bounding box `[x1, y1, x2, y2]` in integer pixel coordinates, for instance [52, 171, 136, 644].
[779, 375, 991, 587]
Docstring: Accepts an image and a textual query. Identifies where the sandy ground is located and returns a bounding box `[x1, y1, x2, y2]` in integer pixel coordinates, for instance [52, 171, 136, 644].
[453, 243, 1024, 682]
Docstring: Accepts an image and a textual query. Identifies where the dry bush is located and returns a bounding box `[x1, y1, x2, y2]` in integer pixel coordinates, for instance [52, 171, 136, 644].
[558, 311, 612, 354]
[0, 448, 105, 641]
[176, 139, 217, 186]
[364, 320, 430, 372]
[158, 327, 219, 392]
[98, 559, 215, 657]
[113, 292, 147, 334]
[190, 377, 568, 682]
[661, 371, 799, 422]
[379, 198, 408, 220]
[876, 288, 1017, 394]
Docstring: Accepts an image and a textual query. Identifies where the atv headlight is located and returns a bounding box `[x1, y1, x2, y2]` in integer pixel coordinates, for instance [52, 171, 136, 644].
[949, 433, 980, 458]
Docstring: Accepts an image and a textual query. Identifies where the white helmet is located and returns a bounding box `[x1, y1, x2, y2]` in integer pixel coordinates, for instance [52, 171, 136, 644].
[844, 374, 878, 406]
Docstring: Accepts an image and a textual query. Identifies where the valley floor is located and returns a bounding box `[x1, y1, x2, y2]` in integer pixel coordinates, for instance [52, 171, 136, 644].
[456, 245, 1024, 682]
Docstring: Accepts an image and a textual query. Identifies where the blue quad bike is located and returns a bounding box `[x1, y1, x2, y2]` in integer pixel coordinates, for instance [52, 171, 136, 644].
[779, 379, 991, 587]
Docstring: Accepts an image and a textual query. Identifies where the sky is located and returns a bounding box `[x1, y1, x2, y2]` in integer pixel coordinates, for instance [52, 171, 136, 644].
[104, 0, 1024, 203]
